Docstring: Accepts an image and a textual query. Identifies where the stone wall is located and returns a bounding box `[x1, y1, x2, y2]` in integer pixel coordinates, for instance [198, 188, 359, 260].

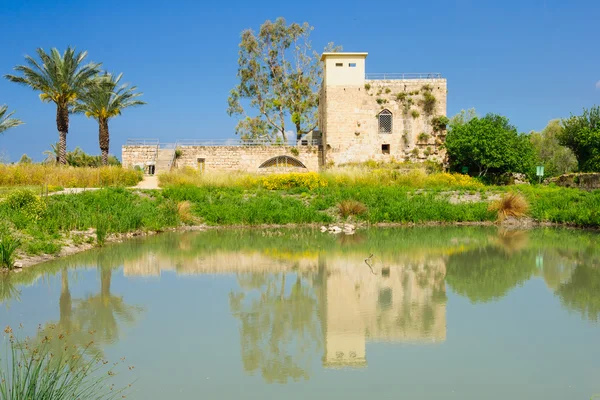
[122, 145, 157, 169]
[122, 144, 322, 173]
[549, 173, 600, 190]
[319, 78, 447, 166]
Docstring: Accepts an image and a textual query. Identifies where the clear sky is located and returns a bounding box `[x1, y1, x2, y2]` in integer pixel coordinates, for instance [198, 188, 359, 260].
[0, 0, 598, 162]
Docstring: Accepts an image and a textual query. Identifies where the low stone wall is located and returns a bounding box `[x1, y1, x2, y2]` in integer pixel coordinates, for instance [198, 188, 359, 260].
[122, 144, 323, 173]
[122, 145, 157, 169]
[549, 173, 600, 190]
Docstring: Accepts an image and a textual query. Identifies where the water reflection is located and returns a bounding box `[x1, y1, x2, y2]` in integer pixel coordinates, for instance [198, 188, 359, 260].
[1, 226, 599, 385]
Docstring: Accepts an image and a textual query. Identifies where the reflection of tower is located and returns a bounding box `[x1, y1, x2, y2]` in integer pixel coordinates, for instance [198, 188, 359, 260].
[322, 255, 447, 369]
[323, 272, 367, 368]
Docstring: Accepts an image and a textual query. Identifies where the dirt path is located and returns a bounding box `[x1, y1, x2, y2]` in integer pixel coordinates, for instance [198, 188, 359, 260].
[132, 175, 160, 189]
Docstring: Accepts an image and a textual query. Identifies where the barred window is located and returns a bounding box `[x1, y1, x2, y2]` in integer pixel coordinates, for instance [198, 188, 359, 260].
[378, 110, 392, 134]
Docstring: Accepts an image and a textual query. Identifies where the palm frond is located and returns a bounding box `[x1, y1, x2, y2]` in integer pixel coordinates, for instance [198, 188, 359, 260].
[4, 46, 102, 107]
[0, 105, 24, 134]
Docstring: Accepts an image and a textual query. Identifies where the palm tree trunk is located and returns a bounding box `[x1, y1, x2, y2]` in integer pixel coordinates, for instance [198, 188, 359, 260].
[99, 118, 110, 165]
[60, 268, 72, 326]
[56, 104, 69, 165]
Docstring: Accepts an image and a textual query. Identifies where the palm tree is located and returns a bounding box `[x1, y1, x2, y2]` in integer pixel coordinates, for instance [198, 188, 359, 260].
[74, 73, 145, 165]
[5, 47, 101, 164]
[0, 104, 23, 134]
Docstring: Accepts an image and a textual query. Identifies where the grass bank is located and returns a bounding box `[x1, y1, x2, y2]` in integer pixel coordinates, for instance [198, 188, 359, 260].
[0, 170, 599, 270]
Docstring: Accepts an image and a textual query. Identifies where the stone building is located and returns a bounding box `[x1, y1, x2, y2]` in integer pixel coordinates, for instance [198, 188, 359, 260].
[319, 52, 447, 166]
[122, 52, 447, 173]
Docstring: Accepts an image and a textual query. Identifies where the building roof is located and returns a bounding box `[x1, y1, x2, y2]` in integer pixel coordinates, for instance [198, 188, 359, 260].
[320, 52, 368, 61]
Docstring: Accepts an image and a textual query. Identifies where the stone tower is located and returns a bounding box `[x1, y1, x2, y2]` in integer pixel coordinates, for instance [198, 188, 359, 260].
[318, 52, 448, 166]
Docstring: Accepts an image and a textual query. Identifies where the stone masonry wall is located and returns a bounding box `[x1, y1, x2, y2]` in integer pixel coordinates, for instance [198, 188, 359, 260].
[320, 78, 447, 166]
[122, 145, 322, 173]
[122, 145, 157, 169]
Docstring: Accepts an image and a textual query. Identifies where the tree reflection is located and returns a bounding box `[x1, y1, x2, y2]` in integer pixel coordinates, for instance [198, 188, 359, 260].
[0, 273, 20, 307]
[556, 264, 600, 322]
[446, 246, 536, 303]
[74, 255, 143, 344]
[229, 272, 321, 383]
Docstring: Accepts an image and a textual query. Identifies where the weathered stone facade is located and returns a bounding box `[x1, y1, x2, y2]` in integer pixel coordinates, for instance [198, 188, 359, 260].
[122, 52, 448, 173]
[122, 144, 322, 173]
[319, 53, 448, 166]
[121, 145, 157, 170]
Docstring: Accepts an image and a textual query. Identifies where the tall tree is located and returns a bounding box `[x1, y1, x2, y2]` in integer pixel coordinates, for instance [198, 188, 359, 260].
[74, 73, 145, 165]
[445, 113, 536, 179]
[530, 119, 577, 177]
[558, 106, 600, 172]
[0, 105, 23, 134]
[227, 18, 339, 142]
[5, 47, 101, 164]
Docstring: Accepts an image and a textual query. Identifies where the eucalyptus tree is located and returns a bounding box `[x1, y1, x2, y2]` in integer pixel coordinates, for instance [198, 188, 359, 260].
[5, 47, 101, 164]
[227, 17, 340, 142]
[74, 73, 145, 165]
[0, 105, 23, 134]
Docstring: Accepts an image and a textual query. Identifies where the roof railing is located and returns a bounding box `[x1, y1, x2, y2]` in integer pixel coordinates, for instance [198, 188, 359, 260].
[126, 138, 322, 147]
[366, 73, 442, 80]
[125, 138, 159, 146]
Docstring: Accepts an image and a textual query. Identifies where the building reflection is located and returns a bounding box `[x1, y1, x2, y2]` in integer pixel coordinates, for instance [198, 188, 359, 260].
[122, 248, 448, 372]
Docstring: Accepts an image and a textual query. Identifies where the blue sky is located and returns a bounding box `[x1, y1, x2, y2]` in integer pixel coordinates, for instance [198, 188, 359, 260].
[1, 0, 598, 161]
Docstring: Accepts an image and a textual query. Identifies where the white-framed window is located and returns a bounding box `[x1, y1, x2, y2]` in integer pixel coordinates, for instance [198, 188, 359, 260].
[378, 110, 392, 134]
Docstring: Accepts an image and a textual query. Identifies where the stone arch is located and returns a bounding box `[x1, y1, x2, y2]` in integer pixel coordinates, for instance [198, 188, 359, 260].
[259, 155, 307, 169]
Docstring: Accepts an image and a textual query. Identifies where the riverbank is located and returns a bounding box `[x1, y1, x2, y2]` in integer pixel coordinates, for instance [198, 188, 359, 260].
[1, 180, 599, 271]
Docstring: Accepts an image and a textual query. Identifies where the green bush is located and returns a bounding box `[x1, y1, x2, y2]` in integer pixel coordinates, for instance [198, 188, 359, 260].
[0, 233, 21, 269]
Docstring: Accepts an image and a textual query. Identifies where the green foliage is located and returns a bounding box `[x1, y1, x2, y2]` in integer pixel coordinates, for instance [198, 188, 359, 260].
[0, 105, 23, 134]
[558, 106, 600, 172]
[0, 233, 21, 269]
[530, 120, 577, 177]
[446, 246, 536, 303]
[376, 98, 388, 105]
[445, 113, 536, 179]
[227, 18, 340, 142]
[431, 115, 450, 133]
[421, 92, 436, 115]
[449, 108, 477, 127]
[18, 154, 32, 164]
[5, 47, 102, 165]
[0, 330, 129, 399]
[364, 83, 371, 91]
[411, 110, 420, 119]
[385, 88, 391, 94]
[5, 189, 47, 221]
[418, 132, 430, 143]
[556, 264, 600, 321]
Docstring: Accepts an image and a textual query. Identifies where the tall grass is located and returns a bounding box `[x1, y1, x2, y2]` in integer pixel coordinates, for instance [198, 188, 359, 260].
[489, 192, 530, 221]
[0, 164, 142, 187]
[0, 328, 129, 399]
[0, 233, 21, 270]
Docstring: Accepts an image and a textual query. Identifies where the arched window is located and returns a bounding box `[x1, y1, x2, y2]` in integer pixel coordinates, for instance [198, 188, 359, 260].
[378, 110, 392, 134]
[259, 155, 307, 169]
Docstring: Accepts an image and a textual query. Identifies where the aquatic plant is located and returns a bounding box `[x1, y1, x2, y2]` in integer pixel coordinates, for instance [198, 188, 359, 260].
[0, 327, 130, 399]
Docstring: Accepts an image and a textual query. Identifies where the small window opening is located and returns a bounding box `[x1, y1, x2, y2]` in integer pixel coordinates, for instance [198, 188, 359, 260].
[382, 144, 390, 154]
[349, 63, 357, 67]
[378, 110, 392, 134]
[335, 63, 343, 67]
[197, 158, 205, 173]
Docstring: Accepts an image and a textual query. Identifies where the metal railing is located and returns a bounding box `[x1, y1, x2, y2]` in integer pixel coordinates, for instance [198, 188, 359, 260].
[125, 138, 159, 146]
[366, 73, 443, 80]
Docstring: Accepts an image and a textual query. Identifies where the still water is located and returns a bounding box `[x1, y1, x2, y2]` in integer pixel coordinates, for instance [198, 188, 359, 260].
[1, 227, 599, 399]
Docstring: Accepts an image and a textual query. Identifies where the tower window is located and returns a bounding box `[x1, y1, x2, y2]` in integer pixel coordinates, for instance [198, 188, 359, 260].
[349, 63, 356, 67]
[382, 144, 390, 154]
[335, 63, 343, 67]
[378, 110, 392, 134]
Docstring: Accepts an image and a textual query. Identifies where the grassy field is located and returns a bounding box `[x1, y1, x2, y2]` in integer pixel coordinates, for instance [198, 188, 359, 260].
[0, 166, 599, 268]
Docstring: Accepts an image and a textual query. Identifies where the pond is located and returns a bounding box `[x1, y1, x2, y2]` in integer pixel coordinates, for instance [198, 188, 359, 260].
[1, 227, 599, 399]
